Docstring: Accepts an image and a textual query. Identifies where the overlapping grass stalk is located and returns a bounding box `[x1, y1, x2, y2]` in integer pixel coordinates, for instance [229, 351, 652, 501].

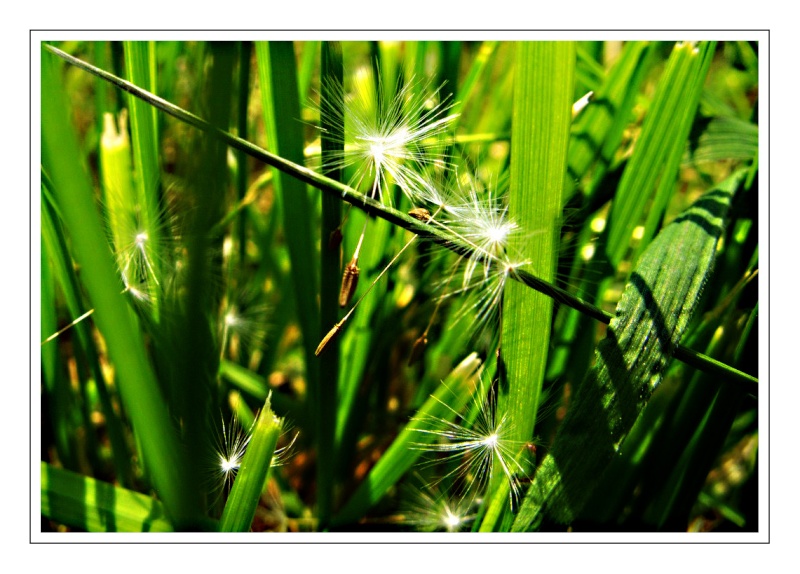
[479, 41, 575, 531]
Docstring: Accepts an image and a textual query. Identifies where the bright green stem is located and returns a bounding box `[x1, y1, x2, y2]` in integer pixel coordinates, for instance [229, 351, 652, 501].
[481, 41, 575, 531]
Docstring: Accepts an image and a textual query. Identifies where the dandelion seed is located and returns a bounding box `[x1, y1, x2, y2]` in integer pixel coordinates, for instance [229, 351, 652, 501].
[422, 176, 530, 340]
[411, 379, 529, 507]
[316, 67, 459, 206]
[444, 182, 519, 289]
[209, 414, 252, 498]
[400, 480, 475, 533]
[119, 228, 161, 289]
[208, 409, 297, 503]
[271, 427, 300, 468]
[218, 294, 270, 361]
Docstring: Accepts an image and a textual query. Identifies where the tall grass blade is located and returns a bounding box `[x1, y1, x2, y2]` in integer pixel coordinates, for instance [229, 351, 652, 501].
[255, 40, 320, 390]
[606, 42, 716, 268]
[122, 41, 162, 319]
[42, 176, 133, 486]
[480, 41, 575, 531]
[317, 40, 344, 527]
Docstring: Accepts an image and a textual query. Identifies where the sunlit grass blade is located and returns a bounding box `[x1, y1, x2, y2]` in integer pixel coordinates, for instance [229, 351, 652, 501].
[479, 41, 575, 531]
[606, 41, 716, 268]
[41, 462, 175, 532]
[123, 41, 162, 319]
[512, 170, 742, 530]
[219, 395, 283, 532]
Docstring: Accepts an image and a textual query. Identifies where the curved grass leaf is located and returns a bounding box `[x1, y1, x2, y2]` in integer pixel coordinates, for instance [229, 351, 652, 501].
[687, 116, 759, 164]
[512, 169, 744, 530]
[480, 41, 575, 531]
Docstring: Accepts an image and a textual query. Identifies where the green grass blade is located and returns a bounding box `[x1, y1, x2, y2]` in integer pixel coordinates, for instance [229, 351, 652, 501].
[512, 170, 742, 530]
[297, 40, 320, 101]
[480, 41, 575, 531]
[568, 41, 655, 195]
[41, 462, 174, 532]
[122, 41, 162, 319]
[255, 40, 320, 391]
[234, 41, 252, 267]
[42, 176, 134, 486]
[42, 45, 201, 528]
[638, 42, 716, 260]
[219, 395, 283, 532]
[317, 40, 344, 527]
[450, 41, 498, 132]
[606, 41, 716, 268]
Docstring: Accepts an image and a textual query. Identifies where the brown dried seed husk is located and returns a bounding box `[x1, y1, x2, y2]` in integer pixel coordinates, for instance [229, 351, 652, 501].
[339, 261, 360, 307]
[315, 321, 343, 356]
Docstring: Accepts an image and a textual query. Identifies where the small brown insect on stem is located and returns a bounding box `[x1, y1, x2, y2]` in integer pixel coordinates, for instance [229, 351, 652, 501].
[408, 207, 431, 222]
